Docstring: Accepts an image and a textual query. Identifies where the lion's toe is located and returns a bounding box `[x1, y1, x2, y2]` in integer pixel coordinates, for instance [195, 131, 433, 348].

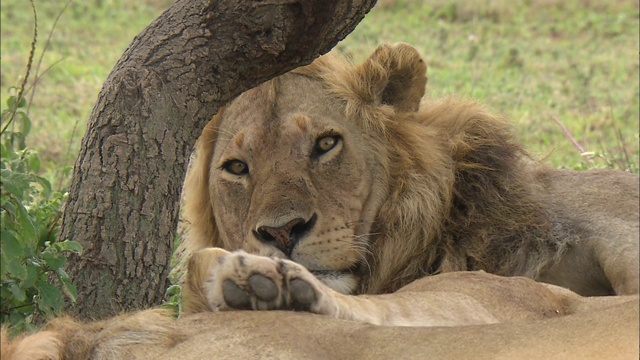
[290, 278, 317, 310]
[222, 279, 252, 310]
[248, 273, 279, 302]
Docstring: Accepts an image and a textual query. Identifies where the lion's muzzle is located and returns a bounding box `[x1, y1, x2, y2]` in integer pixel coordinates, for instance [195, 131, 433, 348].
[253, 214, 318, 256]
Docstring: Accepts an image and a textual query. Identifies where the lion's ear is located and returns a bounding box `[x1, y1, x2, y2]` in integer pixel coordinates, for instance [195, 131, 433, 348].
[356, 43, 427, 112]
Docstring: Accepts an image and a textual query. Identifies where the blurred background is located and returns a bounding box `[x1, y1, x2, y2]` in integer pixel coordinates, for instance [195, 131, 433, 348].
[1, 0, 638, 184]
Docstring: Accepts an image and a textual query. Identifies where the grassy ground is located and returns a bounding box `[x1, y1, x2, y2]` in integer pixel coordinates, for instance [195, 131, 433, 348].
[1, 0, 638, 184]
[1, 0, 175, 181]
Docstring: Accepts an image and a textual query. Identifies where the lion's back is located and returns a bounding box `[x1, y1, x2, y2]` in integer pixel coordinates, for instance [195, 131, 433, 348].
[538, 168, 639, 223]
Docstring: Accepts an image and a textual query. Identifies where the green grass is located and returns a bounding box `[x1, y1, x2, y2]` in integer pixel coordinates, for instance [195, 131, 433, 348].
[1, 0, 639, 181]
[1, 0, 174, 181]
[338, 0, 639, 171]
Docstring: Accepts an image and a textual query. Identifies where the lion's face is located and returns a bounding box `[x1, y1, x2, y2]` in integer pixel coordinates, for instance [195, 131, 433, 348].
[208, 75, 385, 293]
[183, 44, 430, 294]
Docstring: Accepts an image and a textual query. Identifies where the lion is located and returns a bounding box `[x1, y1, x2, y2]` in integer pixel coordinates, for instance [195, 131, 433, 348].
[2, 43, 639, 359]
[2, 272, 639, 359]
[178, 43, 639, 320]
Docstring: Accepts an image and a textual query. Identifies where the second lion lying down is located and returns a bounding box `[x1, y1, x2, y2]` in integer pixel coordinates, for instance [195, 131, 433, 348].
[4, 272, 638, 359]
[178, 43, 639, 323]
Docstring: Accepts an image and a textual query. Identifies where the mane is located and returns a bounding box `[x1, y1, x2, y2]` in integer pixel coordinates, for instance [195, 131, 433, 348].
[293, 53, 564, 294]
[429, 99, 565, 276]
[359, 98, 570, 294]
[173, 112, 223, 282]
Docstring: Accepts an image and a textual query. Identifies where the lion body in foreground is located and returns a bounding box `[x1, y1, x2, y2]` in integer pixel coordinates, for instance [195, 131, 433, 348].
[3, 272, 639, 359]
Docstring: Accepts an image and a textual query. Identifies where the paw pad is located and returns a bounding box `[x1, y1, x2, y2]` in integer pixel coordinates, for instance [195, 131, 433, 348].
[290, 278, 316, 310]
[248, 274, 278, 301]
[222, 279, 251, 310]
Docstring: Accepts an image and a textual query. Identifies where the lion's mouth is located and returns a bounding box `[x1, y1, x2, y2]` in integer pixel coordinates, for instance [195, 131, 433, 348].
[298, 258, 362, 277]
[310, 268, 361, 294]
[309, 260, 363, 294]
[309, 268, 357, 277]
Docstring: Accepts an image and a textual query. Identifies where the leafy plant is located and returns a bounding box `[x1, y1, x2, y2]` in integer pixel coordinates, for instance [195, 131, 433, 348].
[1, 1, 82, 334]
[1, 90, 83, 333]
[163, 283, 182, 316]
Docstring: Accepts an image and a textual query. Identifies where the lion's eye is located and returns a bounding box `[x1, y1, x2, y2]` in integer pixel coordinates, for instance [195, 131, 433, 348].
[315, 135, 341, 155]
[222, 160, 249, 175]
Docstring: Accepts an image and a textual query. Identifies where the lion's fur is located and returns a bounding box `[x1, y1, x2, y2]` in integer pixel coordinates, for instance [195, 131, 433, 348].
[177, 43, 639, 298]
[1, 328, 61, 360]
[361, 97, 561, 294]
[1, 309, 182, 360]
[3, 272, 638, 359]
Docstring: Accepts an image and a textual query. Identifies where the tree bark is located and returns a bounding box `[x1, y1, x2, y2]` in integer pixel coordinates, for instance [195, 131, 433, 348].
[59, 0, 377, 320]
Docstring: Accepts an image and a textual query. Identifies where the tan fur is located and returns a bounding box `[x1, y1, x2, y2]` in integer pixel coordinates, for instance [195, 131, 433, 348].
[178, 43, 639, 302]
[1, 328, 61, 360]
[1, 309, 183, 360]
[3, 272, 638, 359]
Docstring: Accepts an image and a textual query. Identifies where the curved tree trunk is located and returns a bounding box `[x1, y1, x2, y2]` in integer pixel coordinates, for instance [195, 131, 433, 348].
[60, 0, 377, 320]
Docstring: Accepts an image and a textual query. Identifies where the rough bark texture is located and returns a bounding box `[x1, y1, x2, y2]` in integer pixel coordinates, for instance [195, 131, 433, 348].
[60, 0, 377, 320]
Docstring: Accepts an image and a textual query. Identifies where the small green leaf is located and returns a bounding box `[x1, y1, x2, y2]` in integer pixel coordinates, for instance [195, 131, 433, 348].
[6, 95, 17, 109]
[36, 282, 64, 313]
[0, 230, 27, 280]
[54, 241, 83, 255]
[1, 284, 13, 302]
[23, 150, 41, 174]
[14, 200, 39, 248]
[8, 282, 26, 302]
[164, 284, 182, 297]
[33, 174, 52, 196]
[2, 200, 17, 217]
[0, 169, 30, 199]
[22, 265, 39, 289]
[42, 251, 66, 271]
[56, 268, 78, 302]
[5, 95, 26, 110]
[18, 112, 31, 138]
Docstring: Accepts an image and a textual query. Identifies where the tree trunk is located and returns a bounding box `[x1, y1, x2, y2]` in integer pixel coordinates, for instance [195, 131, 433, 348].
[59, 0, 377, 320]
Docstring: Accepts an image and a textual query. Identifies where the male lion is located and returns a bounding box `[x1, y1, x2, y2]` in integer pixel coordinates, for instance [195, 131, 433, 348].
[178, 43, 639, 323]
[3, 43, 639, 360]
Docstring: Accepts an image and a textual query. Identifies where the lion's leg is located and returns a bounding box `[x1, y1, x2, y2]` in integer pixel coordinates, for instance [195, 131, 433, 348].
[594, 234, 640, 295]
[184, 249, 513, 326]
[182, 248, 230, 314]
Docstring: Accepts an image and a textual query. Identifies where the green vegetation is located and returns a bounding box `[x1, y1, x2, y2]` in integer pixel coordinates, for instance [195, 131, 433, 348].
[1, 0, 175, 180]
[1, 2, 83, 333]
[0, 0, 637, 332]
[338, 0, 639, 172]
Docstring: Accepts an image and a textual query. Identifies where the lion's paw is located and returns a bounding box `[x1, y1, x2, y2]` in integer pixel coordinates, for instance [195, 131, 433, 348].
[200, 248, 323, 312]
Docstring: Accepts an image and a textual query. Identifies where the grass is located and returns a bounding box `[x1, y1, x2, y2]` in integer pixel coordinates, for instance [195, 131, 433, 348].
[338, 0, 639, 171]
[1, 0, 175, 181]
[1, 0, 639, 181]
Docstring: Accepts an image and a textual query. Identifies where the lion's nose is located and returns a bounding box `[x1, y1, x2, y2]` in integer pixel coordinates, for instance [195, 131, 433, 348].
[254, 215, 317, 256]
